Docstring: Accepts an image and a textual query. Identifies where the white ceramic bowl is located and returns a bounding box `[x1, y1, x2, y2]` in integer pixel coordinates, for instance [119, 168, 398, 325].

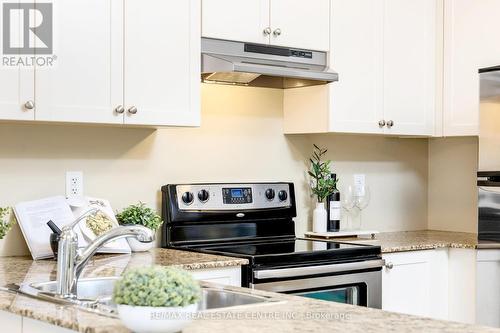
[127, 237, 155, 252]
[117, 303, 197, 333]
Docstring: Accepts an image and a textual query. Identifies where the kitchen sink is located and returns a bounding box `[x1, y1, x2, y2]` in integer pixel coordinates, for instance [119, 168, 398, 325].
[17, 277, 278, 318]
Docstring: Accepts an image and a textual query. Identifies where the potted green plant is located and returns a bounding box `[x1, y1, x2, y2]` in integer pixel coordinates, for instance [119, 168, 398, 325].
[308, 145, 337, 233]
[116, 202, 162, 252]
[113, 266, 200, 333]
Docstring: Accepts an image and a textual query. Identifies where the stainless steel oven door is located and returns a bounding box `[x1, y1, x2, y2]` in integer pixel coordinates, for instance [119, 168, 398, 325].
[250, 259, 383, 309]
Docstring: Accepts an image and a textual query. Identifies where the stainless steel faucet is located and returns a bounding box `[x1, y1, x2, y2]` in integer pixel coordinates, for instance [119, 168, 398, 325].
[56, 208, 155, 298]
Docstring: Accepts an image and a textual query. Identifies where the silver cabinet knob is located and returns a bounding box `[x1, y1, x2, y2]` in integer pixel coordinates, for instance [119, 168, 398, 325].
[114, 105, 125, 114]
[128, 106, 138, 114]
[378, 120, 386, 127]
[263, 27, 272, 36]
[273, 28, 282, 37]
[386, 120, 394, 128]
[24, 100, 35, 110]
[385, 262, 394, 269]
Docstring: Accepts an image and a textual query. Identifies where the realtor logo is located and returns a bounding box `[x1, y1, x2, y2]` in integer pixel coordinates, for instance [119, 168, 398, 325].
[2, 2, 53, 54]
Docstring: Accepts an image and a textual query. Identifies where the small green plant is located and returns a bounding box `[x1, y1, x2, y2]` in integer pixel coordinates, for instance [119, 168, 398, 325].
[116, 202, 163, 231]
[113, 266, 201, 307]
[308, 144, 338, 203]
[0, 207, 15, 240]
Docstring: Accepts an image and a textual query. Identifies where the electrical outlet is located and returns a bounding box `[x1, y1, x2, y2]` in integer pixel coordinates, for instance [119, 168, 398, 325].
[66, 171, 84, 198]
[353, 174, 366, 196]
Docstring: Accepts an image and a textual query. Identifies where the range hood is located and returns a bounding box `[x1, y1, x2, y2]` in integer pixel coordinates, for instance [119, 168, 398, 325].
[201, 38, 338, 89]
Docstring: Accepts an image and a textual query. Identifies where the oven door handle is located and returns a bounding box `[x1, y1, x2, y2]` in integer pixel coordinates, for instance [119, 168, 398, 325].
[253, 259, 385, 279]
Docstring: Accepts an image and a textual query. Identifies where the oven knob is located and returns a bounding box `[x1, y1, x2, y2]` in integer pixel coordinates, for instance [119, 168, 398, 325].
[181, 191, 194, 205]
[198, 189, 210, 202]
[265, 188, 275, 200]
[278, 190, 288, 201]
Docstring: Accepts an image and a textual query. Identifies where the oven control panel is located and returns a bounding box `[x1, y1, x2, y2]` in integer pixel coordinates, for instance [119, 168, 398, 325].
[175, 183, 291, 211]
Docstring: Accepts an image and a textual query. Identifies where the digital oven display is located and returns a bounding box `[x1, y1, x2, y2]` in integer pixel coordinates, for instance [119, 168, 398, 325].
[223, 187, 252, 204]
[231, 189, 243, 197]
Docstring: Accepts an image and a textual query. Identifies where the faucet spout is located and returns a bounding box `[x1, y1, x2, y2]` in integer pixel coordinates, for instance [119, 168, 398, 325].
[56, 211, 155, 299]
[75, 225, 154, 278]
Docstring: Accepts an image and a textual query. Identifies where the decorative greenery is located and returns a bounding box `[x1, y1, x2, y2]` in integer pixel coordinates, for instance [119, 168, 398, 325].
[0, 207, 15, 240]
[308, 144, 338, 203]
[113, 266, 201, 307]
[116, 202, 163, 231]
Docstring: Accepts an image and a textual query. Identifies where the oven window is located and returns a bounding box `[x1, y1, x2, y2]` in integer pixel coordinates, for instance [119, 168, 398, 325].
[294, 286, 361, 305]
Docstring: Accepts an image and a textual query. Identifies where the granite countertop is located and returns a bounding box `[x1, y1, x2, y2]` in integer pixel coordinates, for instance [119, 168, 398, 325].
[307, 230, 500, 253]
[0, 248, 499, 333]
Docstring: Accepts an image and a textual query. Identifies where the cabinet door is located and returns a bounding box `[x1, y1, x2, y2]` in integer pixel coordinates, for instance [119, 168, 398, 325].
[202, 0, 270, 45]
[124, 0, 200, 126]
[476, 250, 500, 327]
[34, 0, 123, 124]
[382, 252, 432, 317]
[0, 2, 34, 121]
[383, 0, 437, 136]
[190, 266, 241, 287]
[382, 250, 448, 319]
[329, 0, 384, 134]
[443, 0, 500, 136]
[270, 0, 330, 51]
[0, 311, 22, 333]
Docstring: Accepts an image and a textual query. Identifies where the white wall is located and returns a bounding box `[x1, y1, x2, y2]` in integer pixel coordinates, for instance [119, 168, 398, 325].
[0, 84, 429, 256]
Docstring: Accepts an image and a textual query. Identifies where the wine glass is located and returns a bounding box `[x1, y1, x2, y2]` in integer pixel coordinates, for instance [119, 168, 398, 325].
[340, 185, 356, 230]
[355, 185, 370, 230]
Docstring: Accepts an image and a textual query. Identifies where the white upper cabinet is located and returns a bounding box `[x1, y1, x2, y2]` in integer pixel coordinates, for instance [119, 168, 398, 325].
[0, 0, 34, 121]
[382, 0, 437, 136]
[202, 0, 330, 51]
[329, 0, 384, 134]
[284, 0, 438, 136]
[270, 0, 330, 51]
[35, 0, 124, 124]
[124, 0, 200, 126]
[0, 66, 34, 122]
[0, 0, 200, 127]
[202, 0, 270, 45]
[443, 0, 500, 136]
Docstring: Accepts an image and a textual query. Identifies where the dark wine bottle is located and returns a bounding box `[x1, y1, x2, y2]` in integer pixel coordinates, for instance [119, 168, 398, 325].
[326, 174, 340, 232]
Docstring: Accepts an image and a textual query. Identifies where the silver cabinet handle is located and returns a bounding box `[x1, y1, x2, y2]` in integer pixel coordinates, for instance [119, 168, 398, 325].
[378, 120, 386, 127]
[273, 28, 282, 37]
[263, 27, 272, 36]
[385, 262, 394, 269]
[127, 106, 138, 114]
[24, 100, 35, 110]
[386, 120, 394, 128]
[114, 105, 125, 114]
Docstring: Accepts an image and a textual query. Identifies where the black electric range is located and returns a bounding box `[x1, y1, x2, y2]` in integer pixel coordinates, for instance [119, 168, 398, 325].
[161, 182, 383, 308]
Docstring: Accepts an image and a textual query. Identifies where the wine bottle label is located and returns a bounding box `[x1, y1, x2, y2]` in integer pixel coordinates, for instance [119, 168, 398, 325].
[329, 201, 341, 220]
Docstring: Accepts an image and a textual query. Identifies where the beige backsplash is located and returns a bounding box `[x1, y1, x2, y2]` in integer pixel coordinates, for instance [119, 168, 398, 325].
[0, 84, 464, 256]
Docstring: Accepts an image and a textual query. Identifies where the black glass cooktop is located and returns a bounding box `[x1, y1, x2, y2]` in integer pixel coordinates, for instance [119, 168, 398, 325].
[200, 239, 360, 256]
[193, 238, 381, 266]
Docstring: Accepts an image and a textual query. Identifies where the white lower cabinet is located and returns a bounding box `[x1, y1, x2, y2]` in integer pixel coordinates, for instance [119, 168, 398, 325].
[476, 249, 500, 327]
[190, 266, 241, 287]
[0, 310, 22, 333]
[382, 249, 448, 319]
[0, 311, 76, 333]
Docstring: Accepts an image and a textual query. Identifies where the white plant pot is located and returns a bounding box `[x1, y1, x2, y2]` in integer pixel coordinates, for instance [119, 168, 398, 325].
[127, 237, 154, 252]
[313, 202, 327, 233]
[117, 303, 197, 333]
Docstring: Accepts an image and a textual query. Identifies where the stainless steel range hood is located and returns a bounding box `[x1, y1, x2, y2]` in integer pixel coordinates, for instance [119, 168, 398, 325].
[201, 38, 338, 89]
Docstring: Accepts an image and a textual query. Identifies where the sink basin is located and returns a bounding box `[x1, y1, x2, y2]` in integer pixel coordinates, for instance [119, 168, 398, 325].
[18, 277, 278, 318]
